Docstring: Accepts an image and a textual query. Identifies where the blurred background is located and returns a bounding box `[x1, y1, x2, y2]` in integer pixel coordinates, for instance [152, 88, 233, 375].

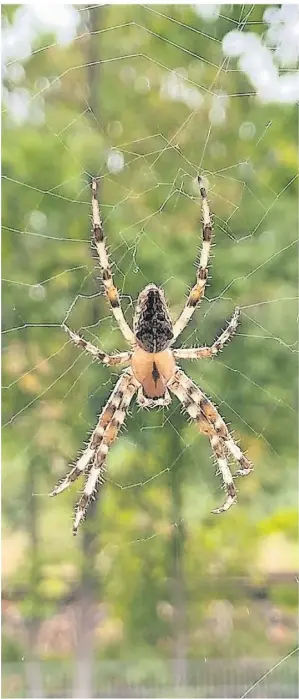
[2, 4, 298, 698]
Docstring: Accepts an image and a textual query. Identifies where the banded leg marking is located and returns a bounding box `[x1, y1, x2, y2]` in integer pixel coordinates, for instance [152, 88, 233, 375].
[50, 372, 133, 498]
[91, 179, 135, 345]
[73, 373, 138, 534]
[171, 369, 252, 474]
[169, 369, 252, 512]
[173, 307, 240, 360]
[172, 176, 213, 341]
[209, 435, 237, 514]
[63, 323, 132, 366]
[169, 372, 236, 512]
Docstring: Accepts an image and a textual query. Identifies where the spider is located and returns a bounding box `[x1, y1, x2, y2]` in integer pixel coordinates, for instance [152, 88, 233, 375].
[51, 177, 253, 535]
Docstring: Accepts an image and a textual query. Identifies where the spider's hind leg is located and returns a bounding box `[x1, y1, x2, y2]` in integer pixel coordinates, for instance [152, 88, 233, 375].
[173, 369, 253, 476]
[50, 372, 137, 507]
[50, 373, 128, 498]
[50, 447, 95, 497]
[168, 368, 253, 514]
[73, 370, 138, 535]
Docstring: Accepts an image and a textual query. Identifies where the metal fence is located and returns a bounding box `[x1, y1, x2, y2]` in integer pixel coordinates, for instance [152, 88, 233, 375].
[2, 657, 298, 698]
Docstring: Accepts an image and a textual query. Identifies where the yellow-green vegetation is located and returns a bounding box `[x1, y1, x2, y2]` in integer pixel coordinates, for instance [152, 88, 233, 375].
[2, 4, 298, 697]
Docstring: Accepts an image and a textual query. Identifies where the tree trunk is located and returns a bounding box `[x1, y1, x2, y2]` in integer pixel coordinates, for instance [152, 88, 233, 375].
[169, 417, 187, 688]
[72, 7, 103, 698]
[25, 458, 43, 698]
[72, 537, 98, 698]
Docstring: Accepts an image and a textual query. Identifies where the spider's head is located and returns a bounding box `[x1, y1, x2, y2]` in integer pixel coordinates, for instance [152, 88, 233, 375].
[134, 284, 173, 353]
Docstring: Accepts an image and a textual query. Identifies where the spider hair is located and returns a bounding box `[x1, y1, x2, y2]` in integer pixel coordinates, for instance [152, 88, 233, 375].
[51, 176, 253, 534]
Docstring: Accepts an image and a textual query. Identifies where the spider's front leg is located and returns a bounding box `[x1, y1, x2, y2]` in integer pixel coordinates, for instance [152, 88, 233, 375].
[172, 176, 213, 342]
[91, 178, 135, 345]
[62, 323, 132, 366]
[173, 307, 240, 361]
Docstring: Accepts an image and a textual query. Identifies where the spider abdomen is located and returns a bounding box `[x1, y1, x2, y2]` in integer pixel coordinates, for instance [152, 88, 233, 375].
[131, 347, 176, 398]
[133, 284, 173, 353]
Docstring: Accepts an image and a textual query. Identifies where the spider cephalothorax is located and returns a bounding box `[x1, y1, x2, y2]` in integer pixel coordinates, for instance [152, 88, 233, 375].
[52, 176, 253, 535]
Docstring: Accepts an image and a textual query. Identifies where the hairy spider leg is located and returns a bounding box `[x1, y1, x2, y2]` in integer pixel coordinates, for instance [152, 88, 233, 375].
[73, 371, 138, 534]
[173, 307, 240, 360]
[50, 371, 135, 498]
[172, 177, 213, 341]
[91, 178, 135, 344]
[169, 369, 252, 512]
[62, 323, 132, 366]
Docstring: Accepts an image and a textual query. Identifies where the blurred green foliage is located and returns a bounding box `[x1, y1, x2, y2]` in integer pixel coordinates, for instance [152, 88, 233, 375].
[2, 4, 298, 697]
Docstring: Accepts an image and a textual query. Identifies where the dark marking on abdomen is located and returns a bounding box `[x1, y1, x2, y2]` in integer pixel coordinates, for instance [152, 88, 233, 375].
[135, 288, 173, 353]
[152, 361, 160, 386]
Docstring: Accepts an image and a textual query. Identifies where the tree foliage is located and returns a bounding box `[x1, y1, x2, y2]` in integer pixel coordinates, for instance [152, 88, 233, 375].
[2, 4, 298, 697]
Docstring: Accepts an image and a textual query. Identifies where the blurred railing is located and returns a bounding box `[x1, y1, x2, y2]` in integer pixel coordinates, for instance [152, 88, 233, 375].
[2, 657, 298, 698]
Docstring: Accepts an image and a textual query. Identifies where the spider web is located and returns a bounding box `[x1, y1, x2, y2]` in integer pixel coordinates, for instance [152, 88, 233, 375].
[2, 4, 298, 697]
